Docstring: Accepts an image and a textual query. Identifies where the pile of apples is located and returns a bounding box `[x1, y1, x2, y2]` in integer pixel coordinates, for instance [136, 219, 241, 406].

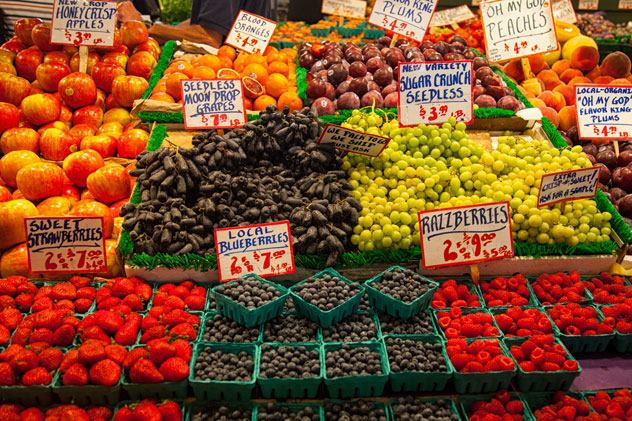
[0, 18, 159, 279]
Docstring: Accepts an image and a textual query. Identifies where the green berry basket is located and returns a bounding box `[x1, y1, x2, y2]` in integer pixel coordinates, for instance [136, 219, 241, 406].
[310, 27, 331, 36]
[503, 337, 581, 392]
[323, 399, 388, 419]
[545, 304, 614, 354]
[199, 312, 263, 344]
[186, 401, 254, 421]
[289, 268, 365, 329]
[523, 391, 590, 417]
[321, 311, 382, 343]
[389, 397, 460, 421]
[364, 266, 439, 320]
[489, 306, 557, 338]
[253, 402, 324, 420]
[377, 310, 438, 336]
[1, 372, 56, 407]
[262, 312, 321, 343]
[53, 371, 122, 406]
[363, 25, 385, 39]
[581, 389, 626, 413]
[335, 27, 362, 36]
[121, 346, 189, 400]
[212, 274, 289, 328]
[452, 338, 517, 394]
[599, 304, 632, 353]
[432, 307, 503, 341]
[257, 343, 323, 399]
[431, 278, 485, 311]
[323, 341, 389, 398]
[384, 334, 453, 393]
[459, 392, 535, 420]
[189, 343, 259, 402]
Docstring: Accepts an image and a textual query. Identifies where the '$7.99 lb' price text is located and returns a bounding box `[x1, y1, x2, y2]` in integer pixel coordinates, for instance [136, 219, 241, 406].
[229, 250, 290, 277]
[43, 248, 105, 272]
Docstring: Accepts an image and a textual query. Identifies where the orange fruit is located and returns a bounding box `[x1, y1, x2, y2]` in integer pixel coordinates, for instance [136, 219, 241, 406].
[169, 61, 194, 77]
[253, 94, 277, 111]
[245, 53, 268, 68]
[192, 66, 217, 79]
[218, 45, 236, 62]
[244, 97, 253, 111]
[217, 68, 240, 79]
[277, 91, 303, 112]
[280, 48, 296, 58]
[266, 51, 282, 64]
[219, 56, 233, 69]
[242, 76, 264, 99]
[268, 61, 289, 77]
[242, 63, 268, 85]
[233, 54, 247, 73]
[264, 45, 278, 56]
[265, 73, 289, 98]
[165, 72, 188, 100]
[152, 78, 167, 92]
[192, 54, 221, 72]
[149, 92, 175, 103]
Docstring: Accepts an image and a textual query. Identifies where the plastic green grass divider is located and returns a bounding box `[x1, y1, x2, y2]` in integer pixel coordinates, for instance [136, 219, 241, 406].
[295, 54, 308, 103]
[138, 111, 184, 124]
[142, 40, 177, 100]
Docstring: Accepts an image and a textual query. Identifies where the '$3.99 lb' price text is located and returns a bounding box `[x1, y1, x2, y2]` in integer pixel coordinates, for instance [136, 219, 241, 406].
[43, 248, 105, 271]
[443, 232, 511, 261]
[64, 29, 104, 46]
[420, 105, 466, 121]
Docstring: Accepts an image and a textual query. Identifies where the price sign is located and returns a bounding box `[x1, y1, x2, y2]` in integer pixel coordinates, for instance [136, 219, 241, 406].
[368, 0, 439, 43]
[575, 84, 632, 140]
[619, 0, 632, 8]
[50, 0, 117, 47]
[537, 167, 601, 207]
[430, 5, 476, 27]
[481, 0, 558, 63]
[398, 61, 473, 127]
[317, 124, 390, 156]
[578, 0, 598, 9]
[181, 79, 246, 130]
[225, 10, 276, 55]
[25, 216, 106, 273]
[418, 202, 514, 269]
[472, 0, 481, 6]
[215, 221, 295, 282]
[552, 0, 577, 23]
[322, 0, 367, 19]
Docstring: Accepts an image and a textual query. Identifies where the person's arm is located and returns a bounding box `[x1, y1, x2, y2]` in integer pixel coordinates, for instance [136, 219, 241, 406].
[116, 1, 144, 23]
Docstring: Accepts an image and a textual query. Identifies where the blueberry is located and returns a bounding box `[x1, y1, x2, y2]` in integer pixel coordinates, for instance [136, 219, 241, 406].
[264, 313, 318, 342]
[257, 403, 320, 421]
[324, 400, 387, 420]
[322, 313, 378, 342]
[259, 344, 320, 379]
[216, 277, 281, 309]
[193, 347, 255, 382]
[372, 269, 433, 303]
[294, 274, 361, 311]
[202, 314, 260, 343]
[390, 397, 459, 421]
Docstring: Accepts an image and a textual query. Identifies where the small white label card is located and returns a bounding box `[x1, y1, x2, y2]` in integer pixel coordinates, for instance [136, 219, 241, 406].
[225, 10, 277, 54]
[322, 0, 367, 19]
[181, 79, 246, 130]
[537, 167, 601, 207]
[578, 0, 598, 9]
[368, 0, 439, 43]
[552, 0, 577, 23]
[317, 124, 390, 156]
[430, 5, 476, 27]
[575, 84, 632, 140]
[51, 0, 117, 47]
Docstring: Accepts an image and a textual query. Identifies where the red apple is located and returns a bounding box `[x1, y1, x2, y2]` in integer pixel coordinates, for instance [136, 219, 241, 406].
[86, 164, 131, 203]
[40, 128, 80, 161]
[101, 52, 128, 69]
[81, 189, 95, 200]
[1, 127, 39, 154]
[103, 107, 131, 126]
[68, 123, 97, 141]
[0, 75, 31, 106]
[80, 135, 117, 158]
[97, 121, 124, 139]
[0, 62, 16, 75]
[92, 62, 126, 92]
[0, 150, 41, 187]
[126, 51, 156, 80]
[0, 243, 35, 278]
[15, 46, 43, 81]
[0, 186, 11, 202]
[105, 93, 121, 110]
[35, 62, 71, 92]
[0, 102, 19, 133]
[0, 37, 26, 55]
[12, 190, 24, 200]
[118, 129, 149, 158]
[37, 121, 69, 135]
[69, 52, 99, 74]
[69, 200, 114, 238]
[43, 50, 71, 66]
[58, 72, 97, 109]
[36, 196, 72, 216]
[59, 105, 73, 123]
[73, 105, 103, 127]
[112, 75, 148, 107]
[32, 23, 60, 52]
[63, 149, 105, 187]
[133, 42, 159, 60]
[16, 162, 63, 200]
[96, 29, 122, 53]
[120, 21, 149, 48]
[61, 185, 80, 204]
[0, 199, 38, 249]
[21, 93, 61, 126]
[109, 198, 128, 218]
[14, 18, 42, 46]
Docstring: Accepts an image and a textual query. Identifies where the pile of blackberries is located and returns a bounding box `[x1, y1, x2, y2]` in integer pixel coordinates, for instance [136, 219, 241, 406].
[378, 312, 434, 335]
[193, 346, 255, 382]
[259, 344, 320, 379]
[372, 269, 434, 303]
[390, 397, 459, 421]
[324, 400, 387, 421]
[191, 405, 252, 421]
[256, 403, 320, 421]
[322, 313, 378, 342]
[293, 274, 361, 311]
[385, 338, 447, 373]
[202, 314, 260, 343]
[325, 345, 383, 378]
[263, 313, 318, 343]
[215, 277, 281, 309]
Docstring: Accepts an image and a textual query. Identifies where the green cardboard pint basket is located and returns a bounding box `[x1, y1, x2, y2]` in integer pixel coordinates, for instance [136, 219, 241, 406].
[186, 401, 253, 421]
[323, 399, 388, 420]
[2, 378, 55, 407]
[389, 397, 460, 421]
[253, 402, 324, 420]
[452, 339, 516, 394]
[53, 372, 121, 406]
[459, 392, 535, 420]
[546, 304, 614, 353]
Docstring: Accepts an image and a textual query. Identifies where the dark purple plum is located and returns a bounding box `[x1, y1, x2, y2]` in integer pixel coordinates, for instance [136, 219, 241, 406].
[475, 94, 496, 108]
[382, 82, 397, 96]
[324, 82, 335, 100]
[611, 187, 628, 202]
[385, 49, 405, 68]
[373, 67, 393, 87]
[427, 53, 443, 61]
[597, 149, 617, 170]
[349, 78, 369, 97]
[481, 75, 501, 87]
[473, 57, 489, 70]
[337, 92, 361, 109]
[486, 85, 506, 100]
[582, 143, 597, 157]
[349, 61, 367, 78]
[327, 63, 348, 85]
[594, 163, 611, 184]
[311, 97, 336, 116]
[310, 60, 326, 73]
[473, 85, 486, 98]
[423, 49, 438, 59]
[335, 80, 350, 97]
[475, 67, 495, 80]
[306, 78, 327, 99]
[384, 92, 398, 108]
[433, 41, 449, 55]
[463, 49, 477, 60]
[497, 96, 522, 112]
[363, 49, 381, 61]
[361, 90, 384, 108]
[299, 53, 315, 69]
[366, 57, 384, 74]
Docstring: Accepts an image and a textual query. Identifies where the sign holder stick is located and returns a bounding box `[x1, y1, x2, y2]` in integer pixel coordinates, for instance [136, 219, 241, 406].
[389, 34, 399, 48]
[338, 16, 344, 26]
[470, 263, 480, 286]
[451, 23, 459, 30]
[79, 46, 88, 74]
[614, 140, 620, 158]
[617, 245, 628, 264]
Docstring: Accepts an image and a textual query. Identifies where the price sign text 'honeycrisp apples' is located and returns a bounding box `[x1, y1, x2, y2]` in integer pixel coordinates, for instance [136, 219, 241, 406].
[225, 10, 277, 55]
[575, 84, 632, 140]
[181, 79, 246, 130]
[51, 0, 117, 47]
[368, 0, 439, 43]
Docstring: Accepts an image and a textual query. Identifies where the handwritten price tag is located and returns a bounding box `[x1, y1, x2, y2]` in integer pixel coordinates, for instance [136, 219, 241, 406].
[225, 10, 276, 55]
[181, 79, 246, 130]
[552, 0, 577, 23]
[214, 221, 295, 282]
[25, 217, 106, 273]
[578, 0, 599, 9]
[368, 0, 439, 43]
[398, 61, 473, 127]
[481, 0, 558, 63]
[620, 0, 632, 8]
[537, 167, 601, 207]
[430, 5, 476, 27]
[317, 124, 390, 156]
[322, 0, 367, 19]
[50, 0, 117, 47]
[418, 202, 514, 269]
[575, 84, 632, 140]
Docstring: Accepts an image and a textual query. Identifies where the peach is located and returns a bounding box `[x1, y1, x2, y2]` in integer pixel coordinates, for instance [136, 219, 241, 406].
[558, 105, 577, 132]
[628, 75, 632, 83]
[561, 35, 598, 61]
[503, 60, 524, 82]
[521, 78, 544, 97]
[530, 98, 547, 108]
[585, 65, 601, 81]
[560, 69, 584, 84]
[528, 55, 549, 74]
[568, 76, 592, 87]
[538, 90, 566, 112]
[601, 52, 632, 79]
[553, 85, 575, 106]
[593, 76, 614, 84]
[538, 106, 560, 128]
[570, 46, 599, 72]
[552, 59, 571, 76]
[537, 69, 561, 90]
[610, 78, 632, 85]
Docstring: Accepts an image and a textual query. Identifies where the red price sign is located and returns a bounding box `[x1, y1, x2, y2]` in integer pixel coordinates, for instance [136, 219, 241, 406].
[575, 84, 632, 141]
[225, 10, 277, 55]
[181, 79, 246, 130]
[368, 0, 439, 42]
[50, 0, 117, 47]
[418, 202, 514, 269]
[25, 217, 107, 273]
[214, 221, 295, 282]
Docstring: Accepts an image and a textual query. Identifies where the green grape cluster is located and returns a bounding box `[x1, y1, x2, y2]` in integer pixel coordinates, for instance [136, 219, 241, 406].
[341, 110, 612, 252]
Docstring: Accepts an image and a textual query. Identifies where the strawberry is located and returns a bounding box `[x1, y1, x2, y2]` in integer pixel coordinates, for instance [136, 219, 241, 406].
[0, 325, 9, 345]
[62, 363, 89, 385]
[129, 359, 164, 383]
[184, 296, 205, 311]
[134, 401, 162, 421]
[169, 323, 197, 341]
[10, 327, 31, 346]
[0, 308, 23, 331]
[135, 283, 152, 303]
[148, 342, 176, 366]
[89, 359, 121, 386]
[38, 347, 63, 371]
[21, 408, 45, 421]
[96, 311, 124, 335]
[21, 366, 52, 386]
[69, 276, 91, 288]
[76, 287, 96, 300]
[110, 279, 136, 298]
[86, 407, 113, 421]
[53, 324, 76, 347]
[29, 328, 53, 344]
[0, 411, 20, 421]
[113, 408, 133, 421]
[157, 402, 181, 421]
[75, 299, 93, 314]
[114, 322, 139, 346]
[59, 349, 80, 373]
[81, 325, 111, 344]
[9, 348, 38, 374]
[33, 309, 62, 331]
[123, 347, 148, 370]
[121, 295, 143, 311]
[97, 297, 122, 310]
[14, 294, 34, 312]
[50, 284, 77, 301]
[104, 344, 128, 365]
[78, 342, 106, 366]
[159, 356, 189, 382]
[140, 326, 166, 344]
[170, 286, 189, 299]
[60, 409, 90, 421]
[172, 339, 192, 362]
[0, 362, 15, 385]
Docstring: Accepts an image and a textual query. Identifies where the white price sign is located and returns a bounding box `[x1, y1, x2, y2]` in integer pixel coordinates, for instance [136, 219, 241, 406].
[317, 124, 390, 156]
[430, 5, 476, 27]
[552, 0, 577, 23]
[418, 202, 514, 269]
[51, 0, 117, 47]
[225, 10, 277, 55]
[25, 217, 106, 273]
[398, 61, 473, 127]
[181, 79, 246, 130]
[368, 0, 439, 42]
[575, 84, 632, 140]
[481, 0, 558, 63]
[322, 0, 367, 19]
[619, 0, 632, 8]
[537, 167, 601, 207]
[578, 0, 598, 9]
[214, 221, 295, 282]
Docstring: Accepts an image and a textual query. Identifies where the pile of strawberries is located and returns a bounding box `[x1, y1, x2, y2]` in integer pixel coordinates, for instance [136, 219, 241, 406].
[113, 400, 182, 421]
[436, 308, 500, 339]
[600, 302, 632, 334]
[151, 281, 207, 311]
[0, 276, 40, 313]
[494, 306, 553, 337]
[95, 277, 152, 311]
[446, 338, 515, 373]
[32, 277, 96, 314]
[0, 308, 22, 345]
[12, 308, 79, 347]
[508, 334, 579, 373]
[546, 304, 614, 336]
[139, 307, 200, 344]
[532, 392, 597, 421]
[431, 280, 482, 309]
[78, 309, 141, 346]
[0, 344, 62, 385]
[0, 403, 113, 421]
[465, 390, 527, 420]
[586, 389, 632, 419]
[59, 340, 125, 386]
[124, 339, 191, 384]
[583, 273, 632, 305]
[479, 275, 531, 307]
[531, 271, 589, 306]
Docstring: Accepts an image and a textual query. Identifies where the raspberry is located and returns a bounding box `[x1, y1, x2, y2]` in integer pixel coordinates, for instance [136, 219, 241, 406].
[545, 352, 566, 366]
[541, 362, 561, 372]
[464, 361, 485, 372]
[521, 340, 537, 359]
[486, 398, 506, 415]
[450, 353, 475, 371]
[519, 361, 536, 372]
[461, 323, 484, 338]
[496, 390, 511, 404]
[506, 307, 523, 320]
[505, 400, 524, 414]
[563, 360, 579, 371]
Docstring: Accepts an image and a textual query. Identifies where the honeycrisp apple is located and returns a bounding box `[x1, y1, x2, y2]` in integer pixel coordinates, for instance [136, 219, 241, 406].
[36, 196, 72, 216]
[0, 199, 38, 249]
[58, 72, 97, 109]
[15, 162, 63, 200]
[117, 129, 149, 158]
[21, 93, 61, 125]
[80, 135, 117, 158]
[63, 149, 105, 187]
[69, 200, 114, 238]
[86, 164, 131, 204]
[0, 150, 41, 187]
[39, 128, 80, 161]
[0, 127, 39, 154]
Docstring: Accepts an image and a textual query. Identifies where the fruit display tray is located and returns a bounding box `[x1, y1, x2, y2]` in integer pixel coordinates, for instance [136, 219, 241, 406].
[452, 339, 517, 394]
[52, 372, 121, 406]
[458, 392, 535, 420]
[547, 304, 615, 354]
[388, 397, 460, 421]
[599, 304, 632, 353]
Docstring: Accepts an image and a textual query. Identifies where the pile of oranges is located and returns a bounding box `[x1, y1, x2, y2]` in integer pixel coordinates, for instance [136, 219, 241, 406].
[149, 45, 303, 112]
